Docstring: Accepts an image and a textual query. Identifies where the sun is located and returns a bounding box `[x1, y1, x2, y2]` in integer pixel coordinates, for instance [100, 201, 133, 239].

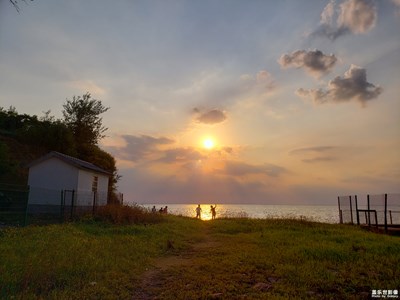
[203, 138, 215, 150]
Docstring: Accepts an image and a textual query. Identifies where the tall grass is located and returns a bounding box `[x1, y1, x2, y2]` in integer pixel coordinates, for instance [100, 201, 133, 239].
[94, 203, 163, 224]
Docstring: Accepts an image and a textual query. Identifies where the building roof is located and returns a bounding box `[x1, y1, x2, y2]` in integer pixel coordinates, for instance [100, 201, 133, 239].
[28, 151, 112, 176]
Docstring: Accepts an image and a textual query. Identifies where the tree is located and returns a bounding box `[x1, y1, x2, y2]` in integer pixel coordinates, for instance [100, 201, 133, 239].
[62, 93, 120, 201]
[83, 144, 121, 202]
[62, 93, 109, 150]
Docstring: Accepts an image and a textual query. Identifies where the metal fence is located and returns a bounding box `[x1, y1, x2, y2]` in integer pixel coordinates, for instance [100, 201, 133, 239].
[0, 184, 29, 226]
[338, 195, 355, 224]
[28, 187, 109, 223]
[0, 184, 119, 226]
[338, 193, 400, 231]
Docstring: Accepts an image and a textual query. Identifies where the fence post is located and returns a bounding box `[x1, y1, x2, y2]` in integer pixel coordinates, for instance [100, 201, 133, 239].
[92, 191, 97, 215]
[349, 195, 353, 224]
[338, 197, 342, 224]
[384, 193, 388, 233]
[70, 189, 75, 220]
[60, 190, 63, 222]
[367, 194, 371, 227]
[23, 186, 30, 226]
[355, 195, 360, 225]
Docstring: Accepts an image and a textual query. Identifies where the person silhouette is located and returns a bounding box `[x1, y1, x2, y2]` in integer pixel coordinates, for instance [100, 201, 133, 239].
[210, 205, 217, 220]
[195, 204, 202, 219]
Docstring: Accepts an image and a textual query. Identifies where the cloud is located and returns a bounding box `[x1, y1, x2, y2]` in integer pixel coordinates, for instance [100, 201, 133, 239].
[107, 134, 293, 204]
[175, 69, 275, 111]
[302, 157, 337, 163]
[221, 161, 288, 178]
[118, 166, 290, 204]
[108, 134, 175, 162]
[278, 49, 337, 77]
[290, 146, 339, 164]
[289, 146, 338, 155]
[155, 147, 205, 164]
[239, 70, 275, 92]
[194, 108, 227, 125]
[67, 80, 106, 96]
[313, 0, 377, 41]
[392, 0, 400, 16]
[296, 65, 383, 106]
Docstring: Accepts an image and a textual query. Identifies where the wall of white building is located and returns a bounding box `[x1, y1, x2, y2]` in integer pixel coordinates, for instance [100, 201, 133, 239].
[28, 157, 109, 206]
[28, 157, 78, 191]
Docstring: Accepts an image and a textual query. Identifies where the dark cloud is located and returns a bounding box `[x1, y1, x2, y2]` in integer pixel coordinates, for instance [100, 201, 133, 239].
[313, 0, 377, 41]
[296, 65, 383, 106]
[278, 50, 337, 77]
[108, 134, 175, 162]
[107, 134, 240, 167]
[194, 108, 227, 125]
[156, 147, 205, 164]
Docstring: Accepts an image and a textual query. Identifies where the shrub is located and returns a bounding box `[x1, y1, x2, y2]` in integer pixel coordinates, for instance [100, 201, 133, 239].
[94, 204, 164, 225]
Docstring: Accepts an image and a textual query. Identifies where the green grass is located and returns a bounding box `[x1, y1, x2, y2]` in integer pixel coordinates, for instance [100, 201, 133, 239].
[1, 216, 399, 299]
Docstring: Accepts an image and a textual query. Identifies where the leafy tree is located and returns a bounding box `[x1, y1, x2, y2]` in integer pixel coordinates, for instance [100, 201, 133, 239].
[62, 93, 109, 150]
[82, 144, 121, 202]
[62, 93, 120, 202]
[0, 107, 35, 133]
[1, 100, 121, 201]
[0, 142, 15, 177]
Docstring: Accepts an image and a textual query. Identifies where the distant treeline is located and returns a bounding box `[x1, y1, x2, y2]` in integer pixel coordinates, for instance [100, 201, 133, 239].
[0, 93, 120, 201]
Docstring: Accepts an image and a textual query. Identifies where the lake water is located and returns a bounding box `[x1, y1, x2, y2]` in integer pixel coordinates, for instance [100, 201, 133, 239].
[143, 204, 340, 224]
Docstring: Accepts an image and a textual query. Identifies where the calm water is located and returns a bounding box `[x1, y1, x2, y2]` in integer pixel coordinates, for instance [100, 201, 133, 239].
[143, 204, 340, 224]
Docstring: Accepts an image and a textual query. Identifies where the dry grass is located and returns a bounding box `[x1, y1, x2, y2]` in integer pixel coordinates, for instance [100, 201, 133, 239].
[94, 203, 164, 225]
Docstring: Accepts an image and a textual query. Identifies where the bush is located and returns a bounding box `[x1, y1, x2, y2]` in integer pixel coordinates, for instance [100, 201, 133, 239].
[94, 204, 164, 225]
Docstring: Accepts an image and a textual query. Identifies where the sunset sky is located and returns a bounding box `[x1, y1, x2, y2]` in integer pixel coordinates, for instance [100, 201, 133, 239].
[1, 0, 399, 205]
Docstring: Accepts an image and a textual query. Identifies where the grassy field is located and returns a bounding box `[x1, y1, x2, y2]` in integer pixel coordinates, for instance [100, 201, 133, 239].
[1, 214, 399, 299]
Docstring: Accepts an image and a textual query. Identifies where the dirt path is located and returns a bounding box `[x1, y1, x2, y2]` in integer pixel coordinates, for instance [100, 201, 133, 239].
[132, 224, 220, 299]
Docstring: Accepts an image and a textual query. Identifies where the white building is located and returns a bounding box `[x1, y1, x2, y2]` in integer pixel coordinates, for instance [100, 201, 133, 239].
[27, 151, 111, 212]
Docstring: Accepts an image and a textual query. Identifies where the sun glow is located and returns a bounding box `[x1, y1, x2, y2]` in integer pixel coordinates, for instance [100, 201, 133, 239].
[203, 138, 215, 150]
